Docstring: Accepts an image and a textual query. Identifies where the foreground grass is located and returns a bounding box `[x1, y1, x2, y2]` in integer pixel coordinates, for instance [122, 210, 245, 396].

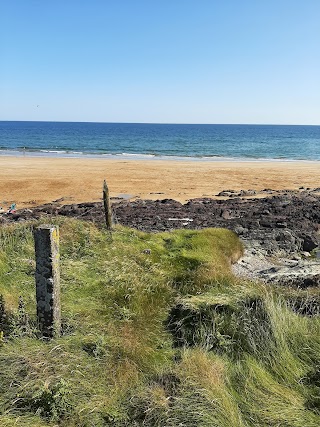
[0, 218, 319, 426]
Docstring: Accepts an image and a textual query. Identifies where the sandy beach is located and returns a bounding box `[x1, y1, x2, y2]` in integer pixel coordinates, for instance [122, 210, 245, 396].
[0, 156, 319, 208]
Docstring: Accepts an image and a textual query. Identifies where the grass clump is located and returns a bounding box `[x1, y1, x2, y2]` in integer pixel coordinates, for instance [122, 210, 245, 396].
[0, 218, 319, 426]
[166, 292, 275, 359]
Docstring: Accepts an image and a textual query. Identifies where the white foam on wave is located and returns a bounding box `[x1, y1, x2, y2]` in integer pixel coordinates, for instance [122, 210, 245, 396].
[40, 150, 68, 154]
[0, 149, 319, 163]
[120, 152, 156, 158]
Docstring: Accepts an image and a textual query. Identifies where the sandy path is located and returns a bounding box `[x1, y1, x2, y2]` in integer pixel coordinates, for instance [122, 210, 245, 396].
[0, 156, 319, 208]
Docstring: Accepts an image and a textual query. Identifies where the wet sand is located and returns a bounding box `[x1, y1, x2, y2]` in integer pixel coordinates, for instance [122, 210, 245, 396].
[0, 156, 319, 208]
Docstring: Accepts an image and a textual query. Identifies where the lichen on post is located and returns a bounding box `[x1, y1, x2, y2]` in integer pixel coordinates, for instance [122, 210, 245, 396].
[34, 225, 61, 338]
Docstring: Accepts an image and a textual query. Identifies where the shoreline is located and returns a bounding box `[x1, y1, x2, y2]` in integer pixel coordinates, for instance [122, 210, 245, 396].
[0, 156, 320, 208]
[1, 150, 320, 163]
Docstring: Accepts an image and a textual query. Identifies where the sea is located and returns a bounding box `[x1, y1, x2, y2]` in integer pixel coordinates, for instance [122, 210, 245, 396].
[0, 121, 320, 161]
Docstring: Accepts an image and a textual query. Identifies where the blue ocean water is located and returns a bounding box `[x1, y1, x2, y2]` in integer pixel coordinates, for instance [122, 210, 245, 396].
[0, 121, 320, 161]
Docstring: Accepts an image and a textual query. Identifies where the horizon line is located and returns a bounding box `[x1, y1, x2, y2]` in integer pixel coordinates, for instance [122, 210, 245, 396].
[1, 120, 320, 126]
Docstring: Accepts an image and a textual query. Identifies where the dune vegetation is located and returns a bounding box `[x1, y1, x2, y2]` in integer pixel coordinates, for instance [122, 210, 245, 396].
[0, 218, 319, 426]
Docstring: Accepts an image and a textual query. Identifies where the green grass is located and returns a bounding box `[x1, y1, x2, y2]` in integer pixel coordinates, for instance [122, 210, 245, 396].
[0, 218, 319, 426]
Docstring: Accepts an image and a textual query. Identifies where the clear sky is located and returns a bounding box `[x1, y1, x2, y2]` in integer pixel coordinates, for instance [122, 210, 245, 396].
[1, 0, 319, 124]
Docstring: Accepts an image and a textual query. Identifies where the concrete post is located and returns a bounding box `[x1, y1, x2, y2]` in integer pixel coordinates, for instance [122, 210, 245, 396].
[34, 225, 61, 338]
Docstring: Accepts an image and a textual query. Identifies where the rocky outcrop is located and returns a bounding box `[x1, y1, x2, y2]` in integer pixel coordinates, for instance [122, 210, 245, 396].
[1, 189, 320, 257]
[232, 248, 320, 288]
[111, 191, 320, 257]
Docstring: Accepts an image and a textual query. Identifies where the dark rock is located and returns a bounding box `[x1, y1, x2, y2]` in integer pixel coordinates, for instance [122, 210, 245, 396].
[283, 274, 320, 288]
[302, 235, 319, 252]
[260, 221, 272, 228]
[276, 222, 287, 228]
[217, 190, 236, 197]
[239, 189, 257, 197]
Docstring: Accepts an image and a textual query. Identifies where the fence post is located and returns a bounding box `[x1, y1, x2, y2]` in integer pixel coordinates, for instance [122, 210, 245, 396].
[34, 225, 61, 338]
[103, 179, 113, 230]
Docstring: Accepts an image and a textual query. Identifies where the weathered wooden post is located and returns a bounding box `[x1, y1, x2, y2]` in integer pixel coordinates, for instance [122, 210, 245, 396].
[34, 225, 61, 338]
[103, 179, 113, 230]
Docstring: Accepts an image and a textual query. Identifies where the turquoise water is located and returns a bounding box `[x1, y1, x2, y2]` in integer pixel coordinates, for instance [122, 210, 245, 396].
[0, 121, 319, 161]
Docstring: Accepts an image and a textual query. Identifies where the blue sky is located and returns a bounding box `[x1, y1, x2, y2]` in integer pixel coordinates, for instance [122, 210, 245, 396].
[1, 1, 319, 124]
